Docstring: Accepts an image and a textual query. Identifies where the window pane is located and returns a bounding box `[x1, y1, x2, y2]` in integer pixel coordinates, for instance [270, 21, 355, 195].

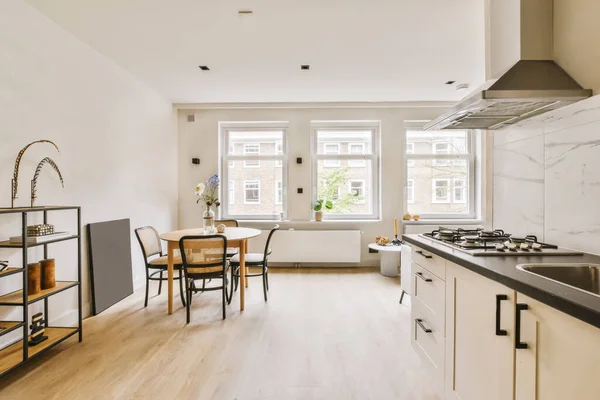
[226, 161, 283, 216]
[348, 143, 366, 167]
[407, 159, 469, 215]
[316, 161, 372, 215]
[406, 130, 468, 155]
[228, 130, 283, 155]
[317, 130, 373, 154]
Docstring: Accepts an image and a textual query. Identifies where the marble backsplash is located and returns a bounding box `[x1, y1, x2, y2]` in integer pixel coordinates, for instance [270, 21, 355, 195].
[493, 95, 600, 254]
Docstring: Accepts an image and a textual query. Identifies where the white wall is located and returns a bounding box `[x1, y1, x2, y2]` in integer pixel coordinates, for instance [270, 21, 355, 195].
[177, 104, 472, 266]
[0, 0, 178, 340]
[493, 94, 600, 253]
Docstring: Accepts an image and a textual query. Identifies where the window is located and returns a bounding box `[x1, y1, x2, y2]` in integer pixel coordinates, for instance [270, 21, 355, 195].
[406, 143, 415, 167]
[244, 144, 260, 167]
[229, 181, 235, 205]
[275, 143, 283, 167]
[407, 179, 414, 203]
[348, 143, 366, 167]
[220, 123, 287, 219]
[229, 145, 235, 167]
[432, 179, 450, 202]
[244, 180, 260, 204]
[405, 129, 475, 218]
[313, 122, 380, 220]
[275, 181, 283, 204]
[323, 143, 341, 167]
[454, 179, 466, 203]
[349, 180, 365, 204]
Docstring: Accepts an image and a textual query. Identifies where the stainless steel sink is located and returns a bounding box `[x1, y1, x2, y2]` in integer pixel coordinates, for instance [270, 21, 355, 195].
[517, 264, 600, 298]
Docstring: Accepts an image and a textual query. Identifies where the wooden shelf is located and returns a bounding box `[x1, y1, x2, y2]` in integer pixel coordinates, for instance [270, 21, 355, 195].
[0, 281, 78, 305]
[0, 327, 78, 375]
[0, 321, 23, 338]
[0, 235, 79, 249]
[0, 267, 24, 278]
[0, 206, 80, 215]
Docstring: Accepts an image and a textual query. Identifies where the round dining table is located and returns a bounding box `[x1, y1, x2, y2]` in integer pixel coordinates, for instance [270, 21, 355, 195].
[160, 227, 262, 314]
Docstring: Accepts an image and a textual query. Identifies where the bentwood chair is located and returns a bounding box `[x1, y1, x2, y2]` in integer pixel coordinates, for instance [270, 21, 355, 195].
[215, 219, 239, 258]
[179, 235, 231, 322]
[134, 226, 186, 308]
[230, 225, 279, 302]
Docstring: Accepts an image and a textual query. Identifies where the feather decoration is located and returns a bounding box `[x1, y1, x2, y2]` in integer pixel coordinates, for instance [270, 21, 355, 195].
[30, 157, 65, 204]
[12, 140, 59, 200]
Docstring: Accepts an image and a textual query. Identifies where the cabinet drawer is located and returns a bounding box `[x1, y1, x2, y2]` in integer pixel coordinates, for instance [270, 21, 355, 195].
[412, 263, 445, 335]
[411, 305, 445, 396]
[411, 245, 445, 280]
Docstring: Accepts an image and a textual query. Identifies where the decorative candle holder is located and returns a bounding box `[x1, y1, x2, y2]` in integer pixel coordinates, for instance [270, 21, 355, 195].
[391, 235, 402, 246]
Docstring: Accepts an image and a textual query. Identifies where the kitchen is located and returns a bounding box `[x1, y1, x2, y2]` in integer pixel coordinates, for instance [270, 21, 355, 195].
[0, 0, 599, 399]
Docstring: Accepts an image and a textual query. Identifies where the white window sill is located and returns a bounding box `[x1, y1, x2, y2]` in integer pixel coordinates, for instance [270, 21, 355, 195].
[237, 219, 382, 224]
[402, 219, 483, 226]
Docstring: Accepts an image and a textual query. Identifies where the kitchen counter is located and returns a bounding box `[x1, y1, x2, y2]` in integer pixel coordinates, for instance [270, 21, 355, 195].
[402, 234, 600, 329]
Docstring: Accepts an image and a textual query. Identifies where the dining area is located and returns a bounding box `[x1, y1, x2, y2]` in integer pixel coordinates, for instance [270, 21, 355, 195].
[135, 221, 279, 323]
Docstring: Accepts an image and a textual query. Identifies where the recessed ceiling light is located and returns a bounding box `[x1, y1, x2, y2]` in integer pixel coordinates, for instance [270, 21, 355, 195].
[238, 10, 253, 15]
[301, 65, 310, 70]
[199, 65, 210, 71]
[445, 80, 456, 85]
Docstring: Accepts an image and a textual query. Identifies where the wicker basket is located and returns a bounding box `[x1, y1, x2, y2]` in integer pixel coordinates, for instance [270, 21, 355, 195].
[27, 224, 55, 237]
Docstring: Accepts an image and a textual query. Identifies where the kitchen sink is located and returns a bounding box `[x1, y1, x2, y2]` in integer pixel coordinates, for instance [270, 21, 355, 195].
[517, 264, 600, 298]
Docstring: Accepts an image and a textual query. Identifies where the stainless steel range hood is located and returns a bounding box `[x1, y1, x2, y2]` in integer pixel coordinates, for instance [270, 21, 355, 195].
[425, 1, 593, 131]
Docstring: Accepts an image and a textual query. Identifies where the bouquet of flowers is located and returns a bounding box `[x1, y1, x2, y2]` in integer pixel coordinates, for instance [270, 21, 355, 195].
[196, 174, 221, 208]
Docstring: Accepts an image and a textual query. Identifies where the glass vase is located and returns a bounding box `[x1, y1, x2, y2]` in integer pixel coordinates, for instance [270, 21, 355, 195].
[203, 207, 215, 234]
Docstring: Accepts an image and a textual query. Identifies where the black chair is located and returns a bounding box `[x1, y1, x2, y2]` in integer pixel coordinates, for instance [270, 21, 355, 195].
[134, 226, 186, 308]
[230, 225, 279, 302]
[215, 219, 239, 258]
[179, 235, 231, 322]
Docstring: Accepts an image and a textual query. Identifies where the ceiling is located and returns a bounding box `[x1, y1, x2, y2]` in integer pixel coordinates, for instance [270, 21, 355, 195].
[25, 0, 486, 104]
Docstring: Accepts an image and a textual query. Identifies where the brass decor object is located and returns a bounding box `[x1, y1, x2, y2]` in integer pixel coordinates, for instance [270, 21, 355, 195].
[11, 140, 60, 208]
[27, 224, 55, 237]
[30, 157, 64, 207]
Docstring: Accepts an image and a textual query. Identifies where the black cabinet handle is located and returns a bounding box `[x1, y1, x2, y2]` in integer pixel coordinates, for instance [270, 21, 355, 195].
[416, 272, 433, 282]
[416, 319, 432, 333]
[415, 250, 433, 259]
[495, 294, 508, 336]
[515, 303, 529, 349]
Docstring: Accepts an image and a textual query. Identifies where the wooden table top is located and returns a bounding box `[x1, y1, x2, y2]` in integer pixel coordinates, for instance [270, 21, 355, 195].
[160, 227, 262, 242]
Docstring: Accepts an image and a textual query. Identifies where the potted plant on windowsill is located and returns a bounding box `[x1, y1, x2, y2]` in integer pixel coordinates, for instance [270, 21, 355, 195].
[313, 199, 333, 222]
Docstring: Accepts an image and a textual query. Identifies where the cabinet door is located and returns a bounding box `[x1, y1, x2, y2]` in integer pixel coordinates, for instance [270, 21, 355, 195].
[515, 294, 600, 400]
[445, 262, 515, 400]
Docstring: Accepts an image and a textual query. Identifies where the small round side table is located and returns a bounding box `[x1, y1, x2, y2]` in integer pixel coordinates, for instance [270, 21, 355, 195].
[368, 243, 402, 277]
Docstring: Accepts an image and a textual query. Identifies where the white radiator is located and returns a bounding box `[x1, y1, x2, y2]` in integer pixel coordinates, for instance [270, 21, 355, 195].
[247, 229, 361, 263]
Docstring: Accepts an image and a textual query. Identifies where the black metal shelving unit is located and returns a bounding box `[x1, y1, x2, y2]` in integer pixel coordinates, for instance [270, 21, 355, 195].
[0, 206, 82, 378]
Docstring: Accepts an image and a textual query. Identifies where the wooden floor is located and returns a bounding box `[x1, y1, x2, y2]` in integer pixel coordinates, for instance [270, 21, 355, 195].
[0, 268, 439, 400]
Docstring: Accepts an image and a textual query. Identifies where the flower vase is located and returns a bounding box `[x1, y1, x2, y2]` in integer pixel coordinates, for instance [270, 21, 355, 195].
[203, 207, 215, 234]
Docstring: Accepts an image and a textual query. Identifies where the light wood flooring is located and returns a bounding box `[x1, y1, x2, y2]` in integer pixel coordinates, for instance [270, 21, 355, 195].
[0, 268, 439, 400]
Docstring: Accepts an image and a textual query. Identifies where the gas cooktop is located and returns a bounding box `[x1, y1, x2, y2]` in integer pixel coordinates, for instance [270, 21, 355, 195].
[419, 228, 583, 257]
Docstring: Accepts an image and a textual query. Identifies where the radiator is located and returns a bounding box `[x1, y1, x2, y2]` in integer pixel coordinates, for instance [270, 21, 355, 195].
[247, 230, 361, 263]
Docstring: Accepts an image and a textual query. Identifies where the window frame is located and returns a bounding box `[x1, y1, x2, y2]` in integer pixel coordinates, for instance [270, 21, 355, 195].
[311, 121, 380, 220]
[244, 180, 261, 204]
[453, 178, 466, 204]
[404, 127, 477, 219]
[229, 181, 235, 205]
[220, 122, 288, 220]
[275, 180, 283, 204]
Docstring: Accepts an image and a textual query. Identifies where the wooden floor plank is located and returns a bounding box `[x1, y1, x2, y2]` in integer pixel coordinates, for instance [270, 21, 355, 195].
[0, 268, 439, 400]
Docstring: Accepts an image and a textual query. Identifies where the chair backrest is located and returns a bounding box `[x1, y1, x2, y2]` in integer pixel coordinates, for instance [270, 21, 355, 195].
[263, 225, 280, 262]
[179, 235, 228, 277]
[134, 226, 162, 261]
[215, 219, 239, 228]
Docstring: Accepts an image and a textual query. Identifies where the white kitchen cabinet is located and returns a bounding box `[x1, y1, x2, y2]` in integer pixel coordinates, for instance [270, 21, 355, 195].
[445, 262, 515, 400]
[515, 293, 600, 400]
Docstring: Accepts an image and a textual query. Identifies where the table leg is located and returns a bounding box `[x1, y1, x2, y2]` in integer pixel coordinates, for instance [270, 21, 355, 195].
[240, 239, 246, 311]
[167, 241, 175, 315]
[245, 238, 249, 288]
[380, 251, 400, 277]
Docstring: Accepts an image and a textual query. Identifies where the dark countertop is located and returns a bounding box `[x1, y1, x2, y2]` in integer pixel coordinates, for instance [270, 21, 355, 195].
[402, 234, 600, 329]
